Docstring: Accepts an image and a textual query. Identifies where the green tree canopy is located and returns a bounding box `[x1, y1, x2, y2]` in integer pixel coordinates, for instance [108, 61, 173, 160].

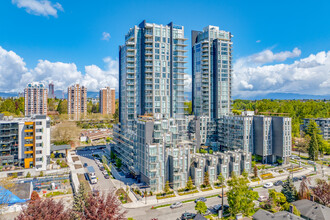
[281, 176, 298, 203]
[195, 201, 207, 214]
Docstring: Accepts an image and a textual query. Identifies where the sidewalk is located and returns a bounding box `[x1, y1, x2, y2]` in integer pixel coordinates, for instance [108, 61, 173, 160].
[123, 166, 315, 209]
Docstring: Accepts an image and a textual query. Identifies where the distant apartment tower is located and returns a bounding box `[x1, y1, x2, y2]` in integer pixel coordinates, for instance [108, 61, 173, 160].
[192, 25, 232, 119]
[119, 20, 187, 131]
[48, 82, 55, 99]
[67, 84, 87, 120]
[99, 87, 115, 115]
[24, 82, 48, 116]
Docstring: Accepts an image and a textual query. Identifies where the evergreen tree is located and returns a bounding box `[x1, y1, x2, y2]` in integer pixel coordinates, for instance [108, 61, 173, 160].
[186, 176, 194, 190]
[203, 171, 210, 187]
[164, 181, 170, 194]
[72, 183, 87, 218]
[308, 132, 319, 161]
[281, 176, 297, 203]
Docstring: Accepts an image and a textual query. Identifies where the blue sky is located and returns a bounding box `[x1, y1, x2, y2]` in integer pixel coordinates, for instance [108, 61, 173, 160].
[0, 0, 330, 98]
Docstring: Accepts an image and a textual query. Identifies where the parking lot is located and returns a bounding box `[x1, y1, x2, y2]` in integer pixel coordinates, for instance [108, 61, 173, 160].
[76, 149, 115, 193]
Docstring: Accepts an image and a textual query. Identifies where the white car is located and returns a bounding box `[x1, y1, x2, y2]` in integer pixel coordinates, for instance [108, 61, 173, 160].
[263, 182, 273, 188]
[170, 202, 183, 209]
[102, 170, 108, 175]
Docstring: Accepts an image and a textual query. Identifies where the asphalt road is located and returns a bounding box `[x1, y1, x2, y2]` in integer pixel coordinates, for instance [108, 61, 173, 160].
[125, 174, 322, 220]
[76, 149, 115, 193]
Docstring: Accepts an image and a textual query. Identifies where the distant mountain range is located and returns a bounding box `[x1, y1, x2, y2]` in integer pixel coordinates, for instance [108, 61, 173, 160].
[0, 91, 328, 101]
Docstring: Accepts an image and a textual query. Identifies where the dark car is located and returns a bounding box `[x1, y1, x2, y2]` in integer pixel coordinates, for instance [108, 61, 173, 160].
[293, 177, 299, 182]
[274, 180, 283, 186]
[100, 166, 105, 171]
[83, 163, 88, 167]
[104, 174, 110, 179]
[299, 175, 306, 180]
[195, 197, 207, 203]
[181, 212, 196, 220]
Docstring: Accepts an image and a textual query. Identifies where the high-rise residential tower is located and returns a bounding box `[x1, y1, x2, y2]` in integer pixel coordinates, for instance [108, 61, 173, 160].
[192, 26, 232, 119]
[99, 87, 116, 115]
[24, 82, 48, 116]
[67, 84, 87, 120]
[48, 82, 55, 99]
[119, 20, 187, 131]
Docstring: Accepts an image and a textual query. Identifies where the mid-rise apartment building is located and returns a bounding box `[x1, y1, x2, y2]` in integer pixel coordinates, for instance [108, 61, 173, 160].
[0, 114, 50, 170]
[302, 118, 330, 141]
[67, 84, 87, 120]
[119, 20, 187, 132]
[24, 83, 48, 116]
[216, 111, 292, 164]
[99, 87, 115, 115]
[192, 26, 232, 119]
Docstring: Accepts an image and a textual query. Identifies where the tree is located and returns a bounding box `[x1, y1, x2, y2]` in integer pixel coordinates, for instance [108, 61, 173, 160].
[227, 172, 259, 216]
[217, 173, 225, 186]
[26, 172, 31, 178]
[281, 176, 297, 203]
[253, 165, 258, 178]
[298, 177, 311, 200]
[164, 181, 170, 194]
[57, 99, 68, 114]
[295, 137, 309, 157]
[30, 191, 40, 201]
[39, 171, 44, 177]
[308, 132, 319, 161]
[203, 171, 210, 187]
[72, 183, 87, 218]
[116, 158, 122, 169]
[184, 101, 192, 115]
[16, 198, 71, 220]
[52, 121, 81, 145]
[79, 191, 126, 220]
[311, 179, 330, 206]
[242, 169, 248, 179]
[195, 201, 207, 214]
[268, 189, 287, 208]
[186, 176, 194, 191]
[50, 153, 55, 159]
[110, 151, 116, 160]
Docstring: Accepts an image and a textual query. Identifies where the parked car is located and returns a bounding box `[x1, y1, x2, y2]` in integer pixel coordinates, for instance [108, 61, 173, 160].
[293, 177, 299, 182]
[181, 212, 196, 220]
[170, 202, 183, 209]
[195, 197, 207, 203]
[83, 163, 88, 167]
[308, 160, 316, 165]
[212, 204, 222, 212]
[100, 166, 105, 171]
[299, 175, 306, 180]
[291, 155, 300, 160]
[274, 180, 283, 186]
[104, 174, 110, 179]
[263, 182, 273, 188]
[102, 170, 108, 175]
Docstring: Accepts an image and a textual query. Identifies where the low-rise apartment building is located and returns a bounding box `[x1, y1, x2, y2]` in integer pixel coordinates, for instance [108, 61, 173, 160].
[302, 118, 330, 140]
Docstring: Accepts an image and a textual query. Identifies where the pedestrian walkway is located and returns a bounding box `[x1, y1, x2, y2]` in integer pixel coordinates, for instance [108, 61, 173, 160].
[123, 166, 315, 209]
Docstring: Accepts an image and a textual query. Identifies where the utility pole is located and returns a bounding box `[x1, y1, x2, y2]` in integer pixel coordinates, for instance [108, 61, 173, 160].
[145, 187, 147, 204]
[221, 179, 224, 219]
[291, 163, 293, 180]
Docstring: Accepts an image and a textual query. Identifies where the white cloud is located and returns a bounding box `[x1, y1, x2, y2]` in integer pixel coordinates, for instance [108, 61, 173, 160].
[12, 0, 63, 17]
[256, 40, 261, 43]
[184, 74, 192, 92]
[102, 32, 111, 41]
[233, 49, 330, 98]
[0, 46, 119, 93]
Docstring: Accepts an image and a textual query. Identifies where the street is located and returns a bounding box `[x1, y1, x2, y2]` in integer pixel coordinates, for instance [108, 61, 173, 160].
[76, 149, 116, 193]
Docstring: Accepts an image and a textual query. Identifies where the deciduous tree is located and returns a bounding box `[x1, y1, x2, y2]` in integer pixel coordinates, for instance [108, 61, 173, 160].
[195, 201, 207, 214]
[15, 198, 71, 220]
[186, 176, 194, 190]
[227, 172, 258, 216]
[311, 179, 330, 206]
